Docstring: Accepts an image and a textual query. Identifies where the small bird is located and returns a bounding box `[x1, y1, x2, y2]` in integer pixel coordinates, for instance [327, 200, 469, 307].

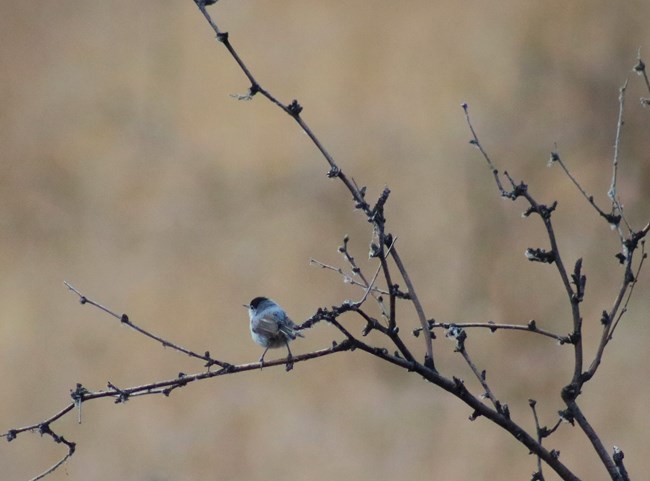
[245, 297, 304, 366]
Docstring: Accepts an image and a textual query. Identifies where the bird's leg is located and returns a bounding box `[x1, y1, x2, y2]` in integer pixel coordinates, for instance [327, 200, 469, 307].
[284, 341, 294, 372]
[259, 347, 269, 370]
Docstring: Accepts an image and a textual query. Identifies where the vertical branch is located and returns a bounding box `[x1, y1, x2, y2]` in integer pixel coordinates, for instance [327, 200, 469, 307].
[562, 395, 621, 481]
[463, 104, 584, 383]
[608, 81, 632, 234]
[608, 81, 627, 202]
[529, 399, 546, 481]
[390, 247, 435, 368]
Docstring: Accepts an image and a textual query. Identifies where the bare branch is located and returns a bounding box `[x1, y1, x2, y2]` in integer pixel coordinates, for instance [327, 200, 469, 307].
[561, 394, 621, 481]
[418, 320, 571, 344]
[608, 80, 632, 234]
[548, 149, 621, 227]
[64, 281, 230, 369]
[528, 399, 546, 481]
[447, 326, 504, 414]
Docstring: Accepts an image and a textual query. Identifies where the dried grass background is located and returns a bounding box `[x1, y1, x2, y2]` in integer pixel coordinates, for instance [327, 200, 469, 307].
[1, 1, 649, 480]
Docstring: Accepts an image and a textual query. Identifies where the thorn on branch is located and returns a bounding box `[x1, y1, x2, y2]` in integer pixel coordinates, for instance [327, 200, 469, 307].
[452, 376, 468, 397]
[108, 382, 130, 404]
[567, 331, 580, 345]
[524, 201, 557, 220]
[531, 471, 544, 481]
[600, 310, 611, 326]
[327, 166, 341, 178]
[633, 57, 646, 74]
[287, 99, 303, 116]
[368, 187, 390, 225]
[120, 314, 130, 324]
[70, 383, 89, 403]
[525, 248, 556, 264]
[548, 150, 561, 166]
[338, 236, 348, 253]
[502, 173, 528, 200]
[469, 410, 482, 421]
[613, 446, 630, 481]
[571, 258, 586, 303]
[625, 223, 650, 252]
[216, 31, 229, 43]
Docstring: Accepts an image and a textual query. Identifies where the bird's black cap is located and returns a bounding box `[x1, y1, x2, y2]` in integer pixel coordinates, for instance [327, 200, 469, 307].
[249, 297, 269, 309]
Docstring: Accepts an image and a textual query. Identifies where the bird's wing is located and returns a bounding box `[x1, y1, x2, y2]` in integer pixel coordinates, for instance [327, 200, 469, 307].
[277, 315, 304, 339]
[252, 315, 281, 337]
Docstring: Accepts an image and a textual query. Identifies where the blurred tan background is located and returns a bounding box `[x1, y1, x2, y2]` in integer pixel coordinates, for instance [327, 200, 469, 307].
[1, 0, 649, 480]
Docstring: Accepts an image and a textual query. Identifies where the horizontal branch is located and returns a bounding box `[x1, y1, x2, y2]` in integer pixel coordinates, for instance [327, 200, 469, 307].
[415, 320, 571, 344]
[3, 341, 352, 440]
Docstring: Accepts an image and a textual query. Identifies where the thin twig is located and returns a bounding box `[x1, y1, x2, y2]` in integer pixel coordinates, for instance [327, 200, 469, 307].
[419, 320, 570, 343]
[449, 327, 502, 412]
[29, 448, 75, 481]
[585, 227, 649, 381]
[339, 235, 390, 321]
[607, 80, 632, 234]
[354, 263, 383, 307]
[609, 239, 647, 336]
[549, 149, 618, 226]
[64, 281, 230, 369]
[462, 103, 511, 197]
[308, 258, 389, 296]
[562, 397, 620, 481]
[528, 399, 545, 481]
[390, 247, 434, 368]
[462, 105, 584, 384]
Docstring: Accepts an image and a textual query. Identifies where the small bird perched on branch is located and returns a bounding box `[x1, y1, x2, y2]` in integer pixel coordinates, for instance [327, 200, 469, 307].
[245, 297, 304, 366]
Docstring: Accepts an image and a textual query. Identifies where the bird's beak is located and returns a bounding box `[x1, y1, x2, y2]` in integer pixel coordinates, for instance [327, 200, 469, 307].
[242, 304, 250, 309]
